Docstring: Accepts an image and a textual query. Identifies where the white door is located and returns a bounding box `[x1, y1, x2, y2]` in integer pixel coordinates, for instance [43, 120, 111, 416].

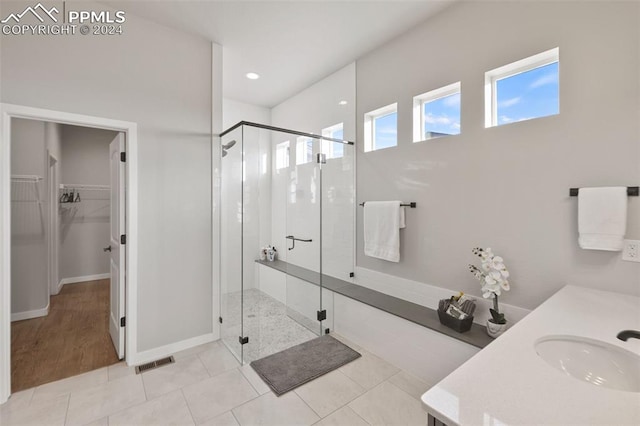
[109, 133, 125, 359]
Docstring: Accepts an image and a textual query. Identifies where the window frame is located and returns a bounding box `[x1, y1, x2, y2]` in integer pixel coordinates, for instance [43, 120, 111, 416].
[364, 103, 398, 152]
[295, 136, 314, 165]
[484, 47, 559, 128]
[412, 81, 461, 142]
[275, 140, 290, 171]
[321, 122, 344, 159]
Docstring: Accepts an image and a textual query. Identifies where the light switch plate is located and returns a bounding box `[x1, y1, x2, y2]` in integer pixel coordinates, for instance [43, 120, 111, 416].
[622, 240, 640, 262]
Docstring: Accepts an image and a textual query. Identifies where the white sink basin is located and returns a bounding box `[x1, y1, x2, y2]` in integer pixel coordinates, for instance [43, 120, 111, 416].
[535, 335, 640, 392]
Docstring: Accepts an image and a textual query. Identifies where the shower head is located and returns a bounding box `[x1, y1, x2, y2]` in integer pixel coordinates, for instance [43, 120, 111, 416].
[221, 139, 236, 159]
[222, 140, 236, 150]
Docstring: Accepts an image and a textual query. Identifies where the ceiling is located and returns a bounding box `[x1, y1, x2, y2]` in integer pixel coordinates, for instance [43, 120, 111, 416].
[102, 1, 455, 107]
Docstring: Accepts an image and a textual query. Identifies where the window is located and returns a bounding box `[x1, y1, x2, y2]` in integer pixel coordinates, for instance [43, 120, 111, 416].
[275, 141, 289, 170]
[364, 103, 397, 152]
[321, 123, 344, 159]
[413, 82, 461, 142]
[485, 47, 559, 127]
[296, 136, 314, 165]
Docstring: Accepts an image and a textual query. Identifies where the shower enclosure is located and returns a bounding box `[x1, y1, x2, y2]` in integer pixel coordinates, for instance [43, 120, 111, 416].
[219, 122, 355, 364]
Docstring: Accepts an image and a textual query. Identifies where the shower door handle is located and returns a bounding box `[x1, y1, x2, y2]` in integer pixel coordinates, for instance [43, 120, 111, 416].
[286, 235, 312, 250]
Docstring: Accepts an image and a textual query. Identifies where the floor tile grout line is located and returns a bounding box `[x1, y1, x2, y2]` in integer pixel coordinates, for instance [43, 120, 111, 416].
[188, 369, 261, 425]
[383, 376, 425, 404]
[387, 370, 434, 401]
[294, 370, 366, 420]
[293, 387, 323, 420]
[230, 408, 242, 426]
[238, 365, 262, 395]
[179, 388, 198, 425]
[140, 373, 150, 402]
[228, 387, 267, 420]
[302, 370, 369, 423]
[62, 393, 71, 426]
[350, 405, 372, 426]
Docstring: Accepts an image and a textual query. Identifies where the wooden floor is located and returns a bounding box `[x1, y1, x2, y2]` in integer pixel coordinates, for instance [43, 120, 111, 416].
[11, 279, 119, 392]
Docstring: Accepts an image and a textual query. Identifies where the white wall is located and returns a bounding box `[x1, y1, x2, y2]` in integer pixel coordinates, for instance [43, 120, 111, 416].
[1, 1, 218, 352]
[222, 98, 271, 129]
[10, 118, 48, 318]
[59, 124, 117, 282]
[355, 1, 640, 310]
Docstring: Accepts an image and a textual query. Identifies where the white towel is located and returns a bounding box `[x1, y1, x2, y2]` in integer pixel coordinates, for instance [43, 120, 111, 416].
[578, 187, 627, 251]
[364, 201, 405, 262]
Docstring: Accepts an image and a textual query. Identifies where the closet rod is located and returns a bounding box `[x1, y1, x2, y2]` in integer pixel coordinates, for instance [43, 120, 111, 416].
[11, 175, 43, 182]
[59, 184, 110, 190]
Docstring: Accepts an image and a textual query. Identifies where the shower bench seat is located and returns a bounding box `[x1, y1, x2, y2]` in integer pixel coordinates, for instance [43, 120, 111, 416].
[255, 259, 492, 349]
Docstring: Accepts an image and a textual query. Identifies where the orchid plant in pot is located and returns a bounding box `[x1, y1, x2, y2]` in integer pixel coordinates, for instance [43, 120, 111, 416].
[469, 247, 510, 338]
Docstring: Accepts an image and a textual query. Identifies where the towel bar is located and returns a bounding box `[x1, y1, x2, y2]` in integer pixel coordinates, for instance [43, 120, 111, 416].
[569, 187, 639, 197]
[359, 201, 417, 208]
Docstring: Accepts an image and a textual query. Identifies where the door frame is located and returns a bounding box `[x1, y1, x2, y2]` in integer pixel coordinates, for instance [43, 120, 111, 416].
[47, 152, 59, 297]
[0, 103, 139, 404]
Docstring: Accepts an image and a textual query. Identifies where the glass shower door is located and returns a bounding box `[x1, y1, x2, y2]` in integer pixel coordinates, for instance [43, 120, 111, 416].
[284, 135, 323, 338]
[220, 128, 244, 362]
[319, 133, 355, 334]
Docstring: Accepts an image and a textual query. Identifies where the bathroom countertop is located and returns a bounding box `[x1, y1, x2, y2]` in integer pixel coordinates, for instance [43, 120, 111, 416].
[421, 285, 640, 425]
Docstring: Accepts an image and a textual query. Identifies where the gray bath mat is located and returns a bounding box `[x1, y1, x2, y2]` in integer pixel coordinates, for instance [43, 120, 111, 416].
[250, 335, 361, 396]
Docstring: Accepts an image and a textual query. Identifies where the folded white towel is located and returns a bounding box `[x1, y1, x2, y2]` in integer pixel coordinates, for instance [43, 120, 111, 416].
[364, 201, 405, 262]
[578, 187, 627, 251]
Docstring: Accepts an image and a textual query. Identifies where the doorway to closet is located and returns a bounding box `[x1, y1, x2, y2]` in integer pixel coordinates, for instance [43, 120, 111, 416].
[9, 118, 126, 392]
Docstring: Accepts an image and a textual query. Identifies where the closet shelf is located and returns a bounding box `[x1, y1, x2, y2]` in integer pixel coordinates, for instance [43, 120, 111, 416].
[11, 175, 43, 182]
[59, 184, 110, 191]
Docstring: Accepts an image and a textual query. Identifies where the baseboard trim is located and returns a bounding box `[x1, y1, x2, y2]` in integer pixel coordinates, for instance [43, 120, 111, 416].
[59, 273, 110, 288]
[11, 302, 50, 322]
[128, 333, 216, 366]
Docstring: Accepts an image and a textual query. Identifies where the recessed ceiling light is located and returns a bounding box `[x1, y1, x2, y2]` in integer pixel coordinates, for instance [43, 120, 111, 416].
[246, 72, 260, 80]
[338, 100, 348, 105]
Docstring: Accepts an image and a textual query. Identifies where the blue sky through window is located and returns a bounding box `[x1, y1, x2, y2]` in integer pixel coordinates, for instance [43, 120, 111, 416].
[423, 92, 461, 138]
[332, 127, 344, 157]
[496, 62, 559, 125]
[374, 112, 397, 149]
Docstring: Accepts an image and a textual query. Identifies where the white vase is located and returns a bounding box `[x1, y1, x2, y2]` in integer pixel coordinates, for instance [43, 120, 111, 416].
[486, 319, 507, 338]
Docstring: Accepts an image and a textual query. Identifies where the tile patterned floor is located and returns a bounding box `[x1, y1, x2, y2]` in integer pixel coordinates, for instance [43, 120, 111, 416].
[0, 334, 433, 426]
[221, 289, 320, 363]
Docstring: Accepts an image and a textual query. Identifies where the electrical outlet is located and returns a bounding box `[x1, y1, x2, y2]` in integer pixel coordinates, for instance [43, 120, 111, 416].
[622, 240, 640, 262]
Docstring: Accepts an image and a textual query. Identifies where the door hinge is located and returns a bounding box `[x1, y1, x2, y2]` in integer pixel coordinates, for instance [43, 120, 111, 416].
[219, 317, 223, 324]
[317, 310, 327, 321]
[316, 153, 326, 164]
[239, 336, 249, 345]
[121, 234, 126, 245]
[120, 317, 126, 327]
[120, 152, 126, 162]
